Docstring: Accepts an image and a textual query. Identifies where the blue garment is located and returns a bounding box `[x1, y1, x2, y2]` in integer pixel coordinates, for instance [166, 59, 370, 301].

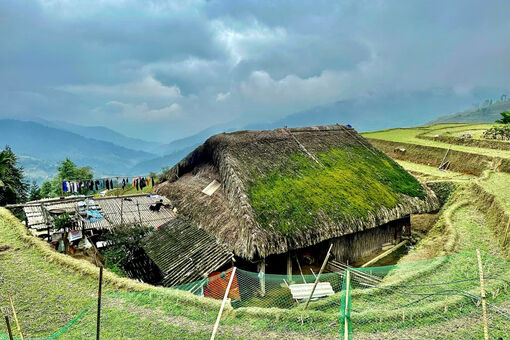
[62, 181, 68, 192]
[86, 210, 104, 223]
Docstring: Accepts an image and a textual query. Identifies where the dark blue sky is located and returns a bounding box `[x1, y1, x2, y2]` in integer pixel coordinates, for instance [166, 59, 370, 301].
[2, 0, 510, 142]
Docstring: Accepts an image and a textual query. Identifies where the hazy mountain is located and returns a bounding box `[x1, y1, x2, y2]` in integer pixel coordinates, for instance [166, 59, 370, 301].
[130, 147, 196, 174]
[138, 91, 485, 173]
[34, 119, 162, 153]
[253, 91, 475, 132]
[0, 119, 157, 183]
[428, 100, 510, 124]
[156, 123, 239, 156]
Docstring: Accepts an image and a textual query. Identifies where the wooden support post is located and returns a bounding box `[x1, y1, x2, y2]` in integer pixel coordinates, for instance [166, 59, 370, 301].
[287, 252, 292, 281]
[4, 315, 13, 340]
[96, 266, 103, 340]
[502, 216, 510, 247]
[476, 249, 489, 340]
[344, 269, 350, 340]
[210, 267, 236, 340]
[304, 243, 333, 310]
[258, 259, 266, 297]
[8, 295, 24, 340]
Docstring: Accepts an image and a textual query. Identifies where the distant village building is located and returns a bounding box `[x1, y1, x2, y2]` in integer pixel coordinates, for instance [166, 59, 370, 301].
[153, 125, 439, 284]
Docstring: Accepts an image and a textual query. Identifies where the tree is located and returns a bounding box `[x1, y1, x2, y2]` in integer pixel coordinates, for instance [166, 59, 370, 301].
[0, 146, 28, 206]
[28, 181, 42, 201]
[40, 158, 94, 198]
[496, 111, 510, 124]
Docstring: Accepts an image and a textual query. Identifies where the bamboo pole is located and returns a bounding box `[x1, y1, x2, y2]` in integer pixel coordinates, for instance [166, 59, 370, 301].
[4, 315, 13, 340]
[476, 249, 489, 340]
[96, 266, 103, 340]
[210, 267, 236, 340]
[304, 243, 333, 310]
[502, 216, 510, 247]
[344, 269, 351, 340]
[295, 255, 306, 283]
[8, 295, 24, 340]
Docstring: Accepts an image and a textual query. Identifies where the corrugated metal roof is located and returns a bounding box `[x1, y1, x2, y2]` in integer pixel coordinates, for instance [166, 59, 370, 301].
[141, 219, 234, 287]
[23, 194, 176, 231]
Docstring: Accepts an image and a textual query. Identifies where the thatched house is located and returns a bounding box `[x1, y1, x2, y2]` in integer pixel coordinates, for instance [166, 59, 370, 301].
[156, 125, 439, 276]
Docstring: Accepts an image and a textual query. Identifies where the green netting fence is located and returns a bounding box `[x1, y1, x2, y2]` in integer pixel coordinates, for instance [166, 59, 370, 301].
[172, 250, 510, 339]
[2, 250, 510, 339]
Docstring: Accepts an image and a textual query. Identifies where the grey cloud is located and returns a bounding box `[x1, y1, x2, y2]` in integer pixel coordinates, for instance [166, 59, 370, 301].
[1, 0, 510, 142]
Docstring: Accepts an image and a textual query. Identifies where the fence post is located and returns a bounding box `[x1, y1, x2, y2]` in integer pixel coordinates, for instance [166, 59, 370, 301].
[4, 315, 13, 340]
[304, 243, 333, 310]
[8, 295, 24, 340]
[343, 269, 351, 340]
[210, 267, 236, 340]
[96, 266, 103, 340]
[476, 249, 489, 340]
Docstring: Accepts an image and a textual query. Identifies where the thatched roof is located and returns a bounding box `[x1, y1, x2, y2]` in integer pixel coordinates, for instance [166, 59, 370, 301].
[140, 218, 233, 287]
[156, 125, 439, 260]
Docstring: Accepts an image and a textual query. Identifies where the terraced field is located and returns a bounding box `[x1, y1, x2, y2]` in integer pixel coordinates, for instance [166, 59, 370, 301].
[363, 124, 510, 159]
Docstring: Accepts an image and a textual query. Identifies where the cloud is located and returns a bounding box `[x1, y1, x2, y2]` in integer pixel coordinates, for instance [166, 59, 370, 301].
[94, 101, 184, 121]
[59, 76, 182, 99]
[2, 0, 510, 142]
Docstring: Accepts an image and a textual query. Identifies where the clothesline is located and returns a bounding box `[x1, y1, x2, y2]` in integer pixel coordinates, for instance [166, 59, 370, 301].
[61, 175, 155, 181]
[62, 176, 155, 194]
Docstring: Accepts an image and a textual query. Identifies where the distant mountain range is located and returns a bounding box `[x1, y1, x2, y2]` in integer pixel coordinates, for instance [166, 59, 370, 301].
[34, 118, 161, 152]
[428, 100, 510, 124]
[0, 119, 156, 183]
[2, 92, 507, 183]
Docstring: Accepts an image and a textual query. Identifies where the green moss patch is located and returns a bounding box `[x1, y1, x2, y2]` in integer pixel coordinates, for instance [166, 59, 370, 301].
[247, 146, 425, 235]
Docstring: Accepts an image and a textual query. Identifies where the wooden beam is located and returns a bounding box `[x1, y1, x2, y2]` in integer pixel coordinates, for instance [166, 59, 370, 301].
[258, 259, 266, 297]
[361, 240, 408, 268]
[287, 252, 292, 281]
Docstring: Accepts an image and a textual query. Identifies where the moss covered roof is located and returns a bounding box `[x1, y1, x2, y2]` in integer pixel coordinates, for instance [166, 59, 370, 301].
[157, 125, 439, 260]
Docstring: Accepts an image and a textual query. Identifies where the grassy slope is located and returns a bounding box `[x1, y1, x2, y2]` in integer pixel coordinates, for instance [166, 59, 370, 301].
[248, 146, 425, 235]
[362, 124, 510, 159]
[0, 209, 342, 340]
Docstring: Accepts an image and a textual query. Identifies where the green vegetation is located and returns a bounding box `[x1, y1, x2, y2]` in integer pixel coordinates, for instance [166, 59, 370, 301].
[496, 110, 510, 124]
[0, 146, 28, 206]
[248, 146, 424, 235]
[40, 158, 94, 198]
[102, 224, 152, 276]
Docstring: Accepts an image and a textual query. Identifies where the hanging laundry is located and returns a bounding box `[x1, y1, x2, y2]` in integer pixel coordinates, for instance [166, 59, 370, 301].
[151, 177, 155, 187]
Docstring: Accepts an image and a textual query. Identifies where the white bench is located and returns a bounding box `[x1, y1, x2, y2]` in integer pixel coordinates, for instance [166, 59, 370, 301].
[288, 282, 335, 301]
